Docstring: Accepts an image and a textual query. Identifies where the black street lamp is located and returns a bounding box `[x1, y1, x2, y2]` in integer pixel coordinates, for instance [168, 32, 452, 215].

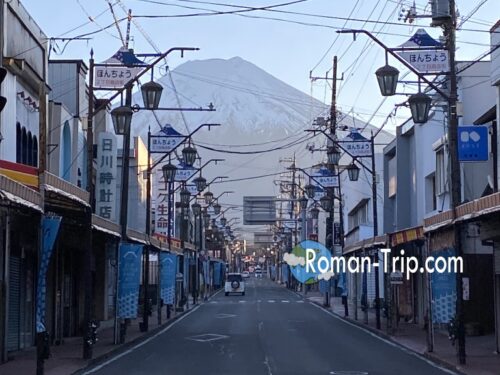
[213, 202, 221, 215]
[299, 196, 308, 210]
[327, 145, 342, 166]
[162, 162, 177, 183]
[305, 183, 316, 199]
[180, 187, 191, 205]
[191, 202, 202, 216]
[220, 217, 227, 226]
[111, 105, 133, 135]
[141, 81, 163, 110]
[320, 195, 333, 212]
[182, 144, 198, 167]
[347, 163, 360, 182]
[409, 92, 432, 124]
[193, 176, 207, 192]
[203, 212, 211, 227]
[310, 207, 320, 220]
[375, 64, 400, 96]
[204, 191, 214, 204]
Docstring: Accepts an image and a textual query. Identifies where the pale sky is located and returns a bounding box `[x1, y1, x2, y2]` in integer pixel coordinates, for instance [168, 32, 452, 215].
[22, 0, 498, 131]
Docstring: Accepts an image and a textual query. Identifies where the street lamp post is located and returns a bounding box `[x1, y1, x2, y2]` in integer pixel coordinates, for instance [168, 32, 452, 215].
[338, 10, 462, 353]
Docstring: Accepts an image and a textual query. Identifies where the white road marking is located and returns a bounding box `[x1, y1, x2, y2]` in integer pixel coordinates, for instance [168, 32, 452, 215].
[281, 300, 290, 303]
[238, 300, 246, 303]
[309, 303, 458, 375]
[268, 300, 275, 303]
[81, 305, 201, 374]
[296, 300, 304, 303]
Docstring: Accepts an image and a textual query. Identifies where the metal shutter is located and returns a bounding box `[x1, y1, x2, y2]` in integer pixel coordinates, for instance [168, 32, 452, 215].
[7, 256, 21, 351]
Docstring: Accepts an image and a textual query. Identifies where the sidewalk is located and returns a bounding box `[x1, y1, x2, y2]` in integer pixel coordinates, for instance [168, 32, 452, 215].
[0, 293, 215, 375]
[305, 291, 499, 375]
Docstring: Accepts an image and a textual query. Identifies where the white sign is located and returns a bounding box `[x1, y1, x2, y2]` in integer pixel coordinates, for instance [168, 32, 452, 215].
[314, 175, 339, 188]
[390, 271, 404, 285]
[96, 132, 117, 221]
[397, 50, 449, 74]
[155, 169, 174, 236]
[94, 66, 142, 89]
[175, 166, 198, 182]
[340, 140, 372, 158]
[150, 135, 184, 154]
[186, 184, 198, 196]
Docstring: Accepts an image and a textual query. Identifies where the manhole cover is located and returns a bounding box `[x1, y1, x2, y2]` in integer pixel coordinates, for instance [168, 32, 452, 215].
[186, 333, 228, 342]
[330, 372, 368, 375]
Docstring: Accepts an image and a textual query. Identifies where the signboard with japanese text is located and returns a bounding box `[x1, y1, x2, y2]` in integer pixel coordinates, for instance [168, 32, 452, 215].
[395, 28, 449, 74]
[96, 132, 117, 221]
[175, 165, 198, 182]
[155, 169, 175, 236]
[94, 48, 145, 89]
[333, 222, 341, 245]
[339, 129, 372, 158]
[458, 125, 489, 162]
[186, 184, 198, 196]
[149, 125, 186, 154]
[94, 66, 142, 89]
[397, 50, 449, 74]
[311, 166, 339, 188]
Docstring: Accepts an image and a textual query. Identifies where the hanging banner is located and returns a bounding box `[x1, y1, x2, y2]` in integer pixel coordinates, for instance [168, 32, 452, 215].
[431, 248, 457, 323]
[160, 253, 177, 305]
[36, 216, 62, 332]
[214, 262, 222, 285]
[150, 125, 186, 154]
[155, 169, 175, 237]
[186, 184, 198, 196]
[117, 243, 143, 318]
[203, 260, 210, 284]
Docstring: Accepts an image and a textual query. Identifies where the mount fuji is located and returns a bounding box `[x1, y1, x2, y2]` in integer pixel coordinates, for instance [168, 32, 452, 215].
[128, 57, 393, 233]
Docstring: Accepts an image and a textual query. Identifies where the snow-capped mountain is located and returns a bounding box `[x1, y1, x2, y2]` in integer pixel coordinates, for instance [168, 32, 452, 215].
[128, 57, 393, 235]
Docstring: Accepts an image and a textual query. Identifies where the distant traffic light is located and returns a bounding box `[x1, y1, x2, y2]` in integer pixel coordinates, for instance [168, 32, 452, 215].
[0, 67, 7, 112]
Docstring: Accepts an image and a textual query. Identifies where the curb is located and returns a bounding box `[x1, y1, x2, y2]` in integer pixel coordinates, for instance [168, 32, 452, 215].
[72, 289, 222, 375]
[308, 299, 466, 375]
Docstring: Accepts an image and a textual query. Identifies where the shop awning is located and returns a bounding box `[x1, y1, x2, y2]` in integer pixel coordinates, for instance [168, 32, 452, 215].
[92, 214, 121, 238]
[390, 226, 424, 247]
[343, 235, 388, 255]
[0, 174, 42, 212]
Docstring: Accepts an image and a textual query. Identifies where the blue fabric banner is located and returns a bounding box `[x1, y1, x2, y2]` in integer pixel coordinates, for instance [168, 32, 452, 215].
[36, 216, 62, 333]
[213, 262, 222, 285]
[431, 248, 457, 323]
[117, 243, 143, 318]
[160, 253, 177, 305]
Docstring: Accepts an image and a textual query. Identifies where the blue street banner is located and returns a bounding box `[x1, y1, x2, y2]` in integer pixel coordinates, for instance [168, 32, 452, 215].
[160, 253, 177, 305]
[117, 243, 143, 318]
[203, 260, 210, 284]
[213, 262, 222, 285]
[458, 126, 489, 162]
[36, 216, 62, 333]
[431, 248, 457, 323]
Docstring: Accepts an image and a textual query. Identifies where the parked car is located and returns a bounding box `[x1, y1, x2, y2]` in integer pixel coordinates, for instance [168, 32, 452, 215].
[242, 271, 250, 278]
[225, 273, 245, 296]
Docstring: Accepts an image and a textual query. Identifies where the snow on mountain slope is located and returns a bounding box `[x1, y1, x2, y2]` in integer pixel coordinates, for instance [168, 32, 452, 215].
[128, 57, 393, 233]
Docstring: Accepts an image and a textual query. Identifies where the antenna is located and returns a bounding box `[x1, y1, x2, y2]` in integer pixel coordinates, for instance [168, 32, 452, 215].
[106, 0, 126, 47]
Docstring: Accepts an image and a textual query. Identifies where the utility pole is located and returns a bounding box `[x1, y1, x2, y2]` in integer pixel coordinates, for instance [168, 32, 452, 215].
[445, 0, 465, 365]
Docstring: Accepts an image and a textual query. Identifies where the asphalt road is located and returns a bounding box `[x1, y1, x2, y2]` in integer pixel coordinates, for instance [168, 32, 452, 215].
[83, 277, 455, 375]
